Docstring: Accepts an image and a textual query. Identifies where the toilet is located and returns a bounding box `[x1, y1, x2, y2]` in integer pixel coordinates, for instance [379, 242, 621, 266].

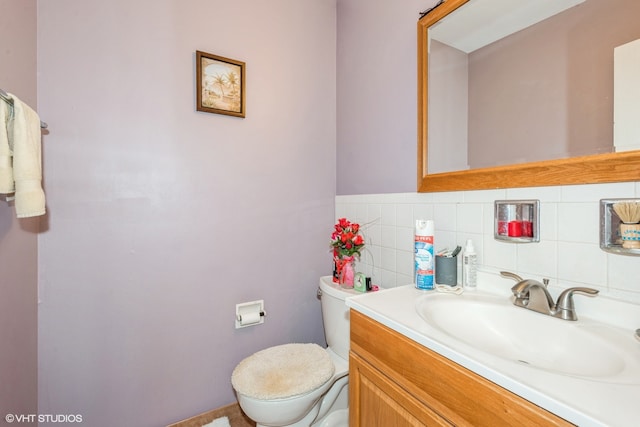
[231, 276, 357, 427]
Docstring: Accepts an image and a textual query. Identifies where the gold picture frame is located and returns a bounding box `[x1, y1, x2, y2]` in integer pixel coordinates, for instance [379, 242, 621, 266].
[196, 50, 245, 118]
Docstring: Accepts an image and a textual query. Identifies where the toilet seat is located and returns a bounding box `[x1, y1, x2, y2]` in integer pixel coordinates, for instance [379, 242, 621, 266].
[231, 343, 335, 400]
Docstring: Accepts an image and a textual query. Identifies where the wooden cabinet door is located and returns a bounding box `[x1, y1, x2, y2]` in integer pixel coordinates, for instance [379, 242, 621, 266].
[349, 352, 452, 427]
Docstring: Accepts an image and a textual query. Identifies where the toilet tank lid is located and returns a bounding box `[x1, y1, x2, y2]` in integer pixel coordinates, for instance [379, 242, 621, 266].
[319, 276, 361, 300]
[231, 343, 334, 400]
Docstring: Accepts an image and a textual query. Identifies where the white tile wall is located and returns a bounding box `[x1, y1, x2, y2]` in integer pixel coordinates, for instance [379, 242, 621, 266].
[336, 182, 640, 304]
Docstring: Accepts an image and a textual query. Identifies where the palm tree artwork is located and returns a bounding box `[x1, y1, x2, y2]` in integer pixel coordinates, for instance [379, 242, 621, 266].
[201, 58, 242, 113]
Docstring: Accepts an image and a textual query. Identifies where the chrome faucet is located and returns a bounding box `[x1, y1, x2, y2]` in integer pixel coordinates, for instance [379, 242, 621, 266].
[500, 271, 599, 321]
[511, 279, 556, 314]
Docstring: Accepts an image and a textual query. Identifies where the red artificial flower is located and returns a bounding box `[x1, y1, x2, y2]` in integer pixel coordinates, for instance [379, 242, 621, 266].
[330, 217, 365, 259]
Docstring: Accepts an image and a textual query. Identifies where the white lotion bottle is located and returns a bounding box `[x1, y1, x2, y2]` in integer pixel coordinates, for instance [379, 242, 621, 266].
[462, 239, 477, 289]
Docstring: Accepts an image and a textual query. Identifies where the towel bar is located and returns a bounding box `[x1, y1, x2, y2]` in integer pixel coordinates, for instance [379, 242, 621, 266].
[0, 88, 47, 129]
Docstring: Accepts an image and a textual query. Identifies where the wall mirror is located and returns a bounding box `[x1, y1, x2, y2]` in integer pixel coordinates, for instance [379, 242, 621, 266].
[418, 0, 640, 192]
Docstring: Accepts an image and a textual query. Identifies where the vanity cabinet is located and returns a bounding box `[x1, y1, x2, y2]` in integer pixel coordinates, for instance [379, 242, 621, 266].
[349, 310, 574, 426]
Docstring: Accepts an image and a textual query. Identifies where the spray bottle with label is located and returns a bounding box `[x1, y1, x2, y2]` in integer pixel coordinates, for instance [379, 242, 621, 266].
[415, 220, 435, 290]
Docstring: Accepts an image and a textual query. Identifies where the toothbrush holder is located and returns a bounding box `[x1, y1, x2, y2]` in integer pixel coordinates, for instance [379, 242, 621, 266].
[620, 223, 640, 249]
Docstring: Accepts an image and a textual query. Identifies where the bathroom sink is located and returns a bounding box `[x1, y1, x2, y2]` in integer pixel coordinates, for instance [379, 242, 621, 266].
[415, 292, 640, 384]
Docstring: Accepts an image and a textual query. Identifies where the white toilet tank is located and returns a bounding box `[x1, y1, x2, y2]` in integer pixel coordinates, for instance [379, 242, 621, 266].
[319, 276, 360, 360]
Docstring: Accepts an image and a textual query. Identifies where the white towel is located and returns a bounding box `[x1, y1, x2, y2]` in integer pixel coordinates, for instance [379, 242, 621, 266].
[2, 93, 46, 218]
[202, 417, 231, 427]
[0, 101, 14, 193]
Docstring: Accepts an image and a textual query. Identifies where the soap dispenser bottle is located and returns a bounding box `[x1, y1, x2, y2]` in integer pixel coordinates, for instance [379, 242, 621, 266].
[462, 239, 477, 289]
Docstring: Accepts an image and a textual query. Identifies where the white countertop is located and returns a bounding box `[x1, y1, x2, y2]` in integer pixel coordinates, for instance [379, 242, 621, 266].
[346, 282, 640, 427]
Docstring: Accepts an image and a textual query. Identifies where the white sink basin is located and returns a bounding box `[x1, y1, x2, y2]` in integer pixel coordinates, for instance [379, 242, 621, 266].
[415, 292, 640, 384]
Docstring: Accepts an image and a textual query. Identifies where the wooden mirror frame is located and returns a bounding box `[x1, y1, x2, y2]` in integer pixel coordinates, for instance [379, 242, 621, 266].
[417, 0, 640, 193]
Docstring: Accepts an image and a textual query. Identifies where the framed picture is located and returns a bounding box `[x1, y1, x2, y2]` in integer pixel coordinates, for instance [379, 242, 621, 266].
[196, 50, 246, 118]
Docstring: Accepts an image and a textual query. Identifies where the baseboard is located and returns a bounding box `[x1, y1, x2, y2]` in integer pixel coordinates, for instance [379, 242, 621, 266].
[167, 402, 255, 427]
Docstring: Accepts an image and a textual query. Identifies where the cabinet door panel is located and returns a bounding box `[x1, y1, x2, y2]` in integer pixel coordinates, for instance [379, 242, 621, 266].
[350, 352, 452, 427]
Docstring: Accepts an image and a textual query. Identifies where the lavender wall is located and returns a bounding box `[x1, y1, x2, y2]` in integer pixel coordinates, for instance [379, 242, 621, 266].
[36, 1, 336, 425]
[336, 0, 438, 195]
[0, 0, 39, 422]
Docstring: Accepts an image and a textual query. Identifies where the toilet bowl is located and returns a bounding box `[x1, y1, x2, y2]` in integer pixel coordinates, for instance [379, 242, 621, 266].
[231, 276, 357, 427]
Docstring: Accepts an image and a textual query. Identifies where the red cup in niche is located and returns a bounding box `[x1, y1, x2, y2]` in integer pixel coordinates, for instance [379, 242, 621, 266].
[508, 221, 523, 237]
[522, 221, 533, 237]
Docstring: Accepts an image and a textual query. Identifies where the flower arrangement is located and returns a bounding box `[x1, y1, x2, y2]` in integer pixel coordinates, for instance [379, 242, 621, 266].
[330, 218, 365, 259]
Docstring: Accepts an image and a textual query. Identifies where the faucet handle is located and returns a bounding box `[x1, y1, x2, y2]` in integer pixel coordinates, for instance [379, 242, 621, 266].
[500, 271, 524, 283]
[555, 287, 599, 321]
